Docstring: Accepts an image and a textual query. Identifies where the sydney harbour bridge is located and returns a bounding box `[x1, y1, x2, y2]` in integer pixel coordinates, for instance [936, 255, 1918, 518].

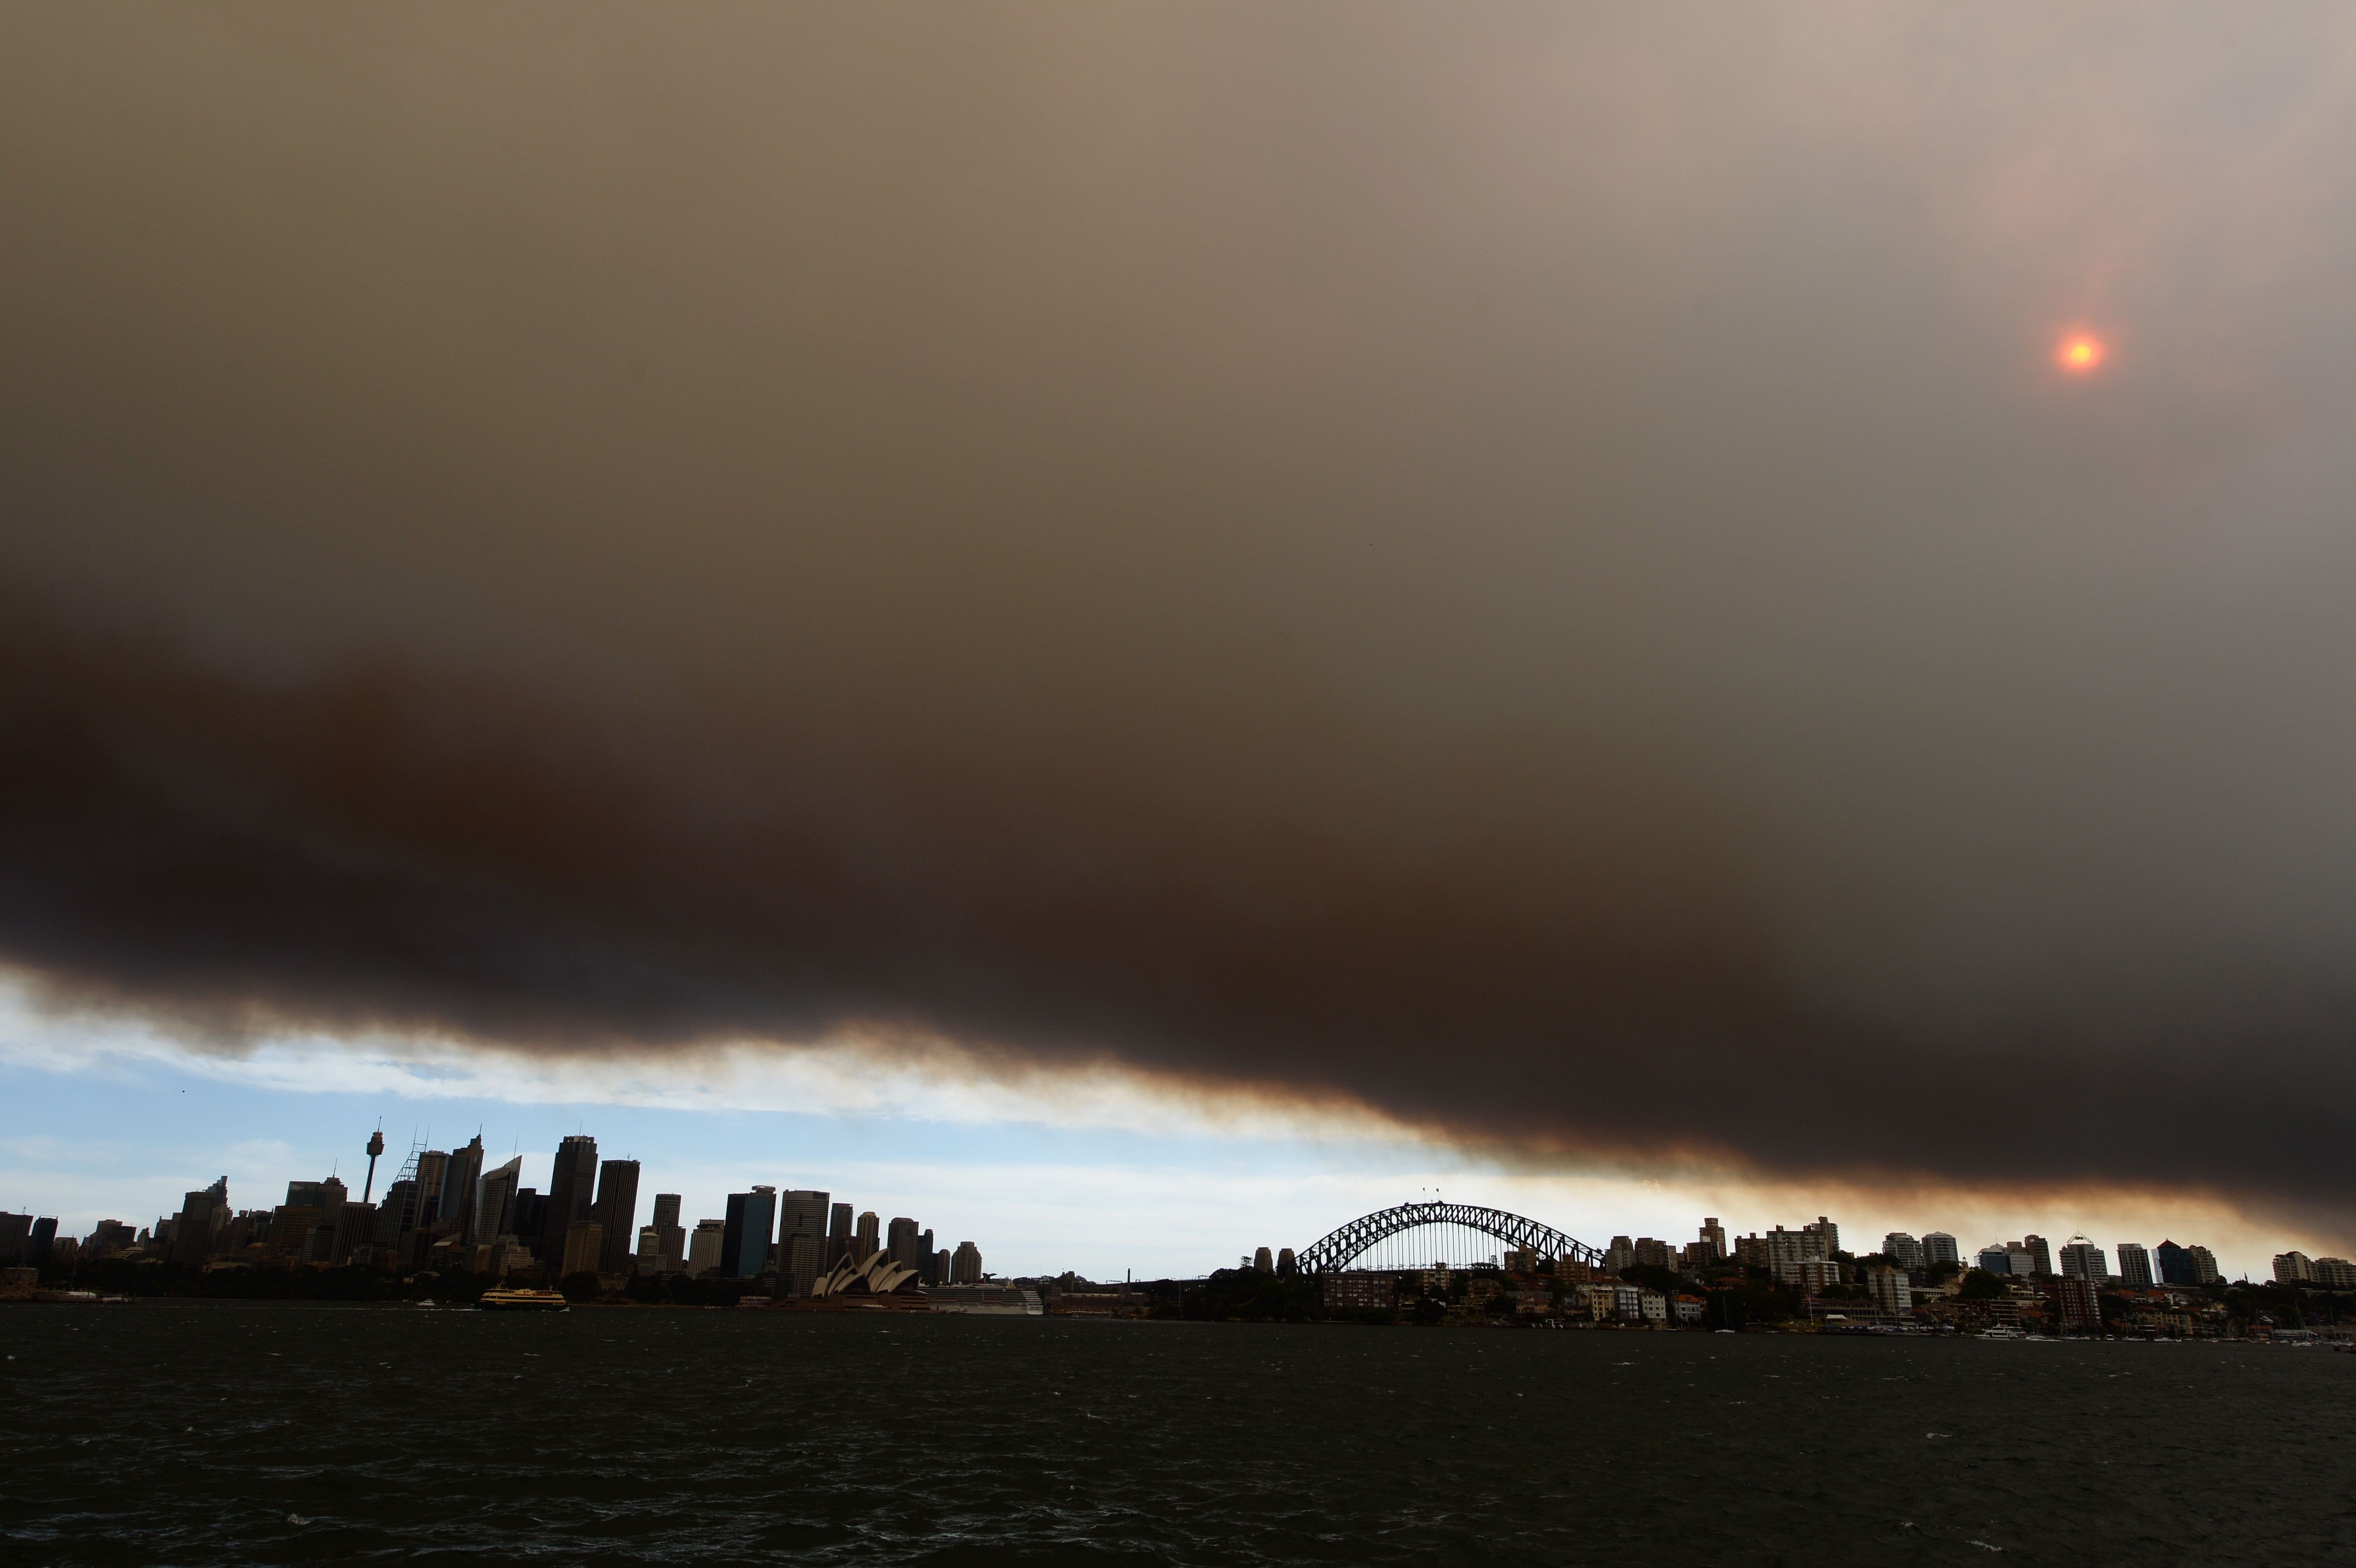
[1294, 1201, 1605, 1274]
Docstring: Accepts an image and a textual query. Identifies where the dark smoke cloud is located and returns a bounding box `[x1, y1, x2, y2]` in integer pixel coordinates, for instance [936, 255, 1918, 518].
[4, 4, 2356, 1232]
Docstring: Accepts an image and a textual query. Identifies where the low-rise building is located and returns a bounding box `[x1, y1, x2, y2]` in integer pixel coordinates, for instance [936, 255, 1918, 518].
[1323, 1272, 1395, 1312]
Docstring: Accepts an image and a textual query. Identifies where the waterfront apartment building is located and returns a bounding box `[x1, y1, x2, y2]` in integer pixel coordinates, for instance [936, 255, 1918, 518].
[2274, 1251, 2314, 1286]
[1922, 1232, 1960, 1267]
[2156, 1240, 2221, 1287]
[2059, 1237, 2108, 1281]
[1883, 1232, 1925, 1270]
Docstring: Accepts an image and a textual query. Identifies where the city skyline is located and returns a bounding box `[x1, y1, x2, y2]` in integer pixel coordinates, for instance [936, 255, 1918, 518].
[7, 7, 2356, 1269]
[0, 1063, 2304, 1284]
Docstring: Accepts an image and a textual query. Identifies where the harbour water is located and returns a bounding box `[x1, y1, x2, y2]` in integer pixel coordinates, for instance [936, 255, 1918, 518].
[4, 1304, 2351, 1564]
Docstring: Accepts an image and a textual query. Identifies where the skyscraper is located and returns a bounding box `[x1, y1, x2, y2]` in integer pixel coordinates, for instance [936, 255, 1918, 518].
[721, 1187, 777, 1279]
[855, 1210, 880, 1264]
[2116, 1242, 2154, 1288]
[2059, 1236, 2108, 1281]
[776, 1190, 830, 1297]
[593, 1159, 641, 1275]
[443, 1137, 486, 1245]
[28, 1217, 58, 1262]
[562, 1220, 605, 1279]
[1922, 1232, 1960, 1268]
[951, 1241, 982, 1284]
[688, 1218, 726, 1276]
[2185, 1245, 2221, 1285]
[888, 1217, 923, 1274]
[414, 1151, 450, 1228]
[651, 1192, 686, 1273]
[1883, 1232, 1925, 1270]
[918, 1228, 936, 1285]
[827, 1202, 854, 1269]
[170, 1178, 229, 1263]
[478, 1156, 524, 1240]
[2021, 1234, 2054, 1277]
[1699, 1217, 1728, 1261]
[541, 1135, 598, 1266]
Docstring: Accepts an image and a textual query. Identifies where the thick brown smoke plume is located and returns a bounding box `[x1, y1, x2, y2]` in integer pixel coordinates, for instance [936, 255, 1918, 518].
[4, 5, 2356, 1233]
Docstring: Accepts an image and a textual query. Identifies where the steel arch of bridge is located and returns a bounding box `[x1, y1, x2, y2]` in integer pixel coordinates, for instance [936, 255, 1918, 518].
[1296, 1202, 1605, 1274]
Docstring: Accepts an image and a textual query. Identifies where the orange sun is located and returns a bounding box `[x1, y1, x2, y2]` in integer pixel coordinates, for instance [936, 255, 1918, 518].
[2056, 332, 2106, 374]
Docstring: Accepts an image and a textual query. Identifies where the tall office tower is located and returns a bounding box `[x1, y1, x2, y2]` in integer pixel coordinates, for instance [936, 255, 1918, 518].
[2021, 1234, 2054, 1277]
[1883, 1233, 1926, 1271]
[593, 1159, 642, 1274]
[2185, 1245, 2221, 1285]
[2155, 1240, 2193, 1285]
[853, 1211, 881, 1263]
[1976, 1244, 2012, 1274]
[286, 1180, 328, 1209]
[373, 1179, 419, 1247]
[1700, 1218, 1729, 1259]
[478, 1157, 524, 1240]
[170, 1178, 229, 1262]
[918, 1229, 936, 1285]
[2116, 1242, 2154, 1288]
[651, 1193, 687, 1273]
[721, 1187, 777, 1279]
[28, 1216, 58, 1262]
[827, 1203, 854, 1269]
[2059, 1236, 2109, 1280]
[932, 1248, 951, 1285]
[561, 1220, 605, 1278]
[951, 1241, 982, 1284]
[0, 1212, 32, 1262]
[362, 1128, 385, 1204]
[541, 1135, 599, 1265]
[512, 1189, 545, 1246]
[328, 1202, 377, 1264]
[1802, 1216, 1840, 1258]
[888, 1217, 923, 1274]
[2004, 1245, 2035, 1277]
[1922, 1232, 1961, 1268]
[442, 1138, 485, 1243]
[776, 1191, 830, 1297]
[413, 1151, 451, 1227]
[319, 1176, 347, 1214]
[688, 1218, 727, 1276]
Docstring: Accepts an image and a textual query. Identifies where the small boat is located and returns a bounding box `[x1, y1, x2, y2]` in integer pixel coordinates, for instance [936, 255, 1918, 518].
[477, 1287, 569, 1312]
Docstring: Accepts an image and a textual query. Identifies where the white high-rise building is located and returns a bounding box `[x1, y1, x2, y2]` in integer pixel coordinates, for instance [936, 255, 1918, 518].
[1883, 1232, 1926, 1270]
[2273, 1251, 2314, 1286]
[2116, 1242, 2154, 1288]
[1922, 1232, 1960, 1267]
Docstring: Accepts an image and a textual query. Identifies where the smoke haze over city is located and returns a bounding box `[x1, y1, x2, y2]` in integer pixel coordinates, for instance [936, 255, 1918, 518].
[6, 4, 2356, 1250]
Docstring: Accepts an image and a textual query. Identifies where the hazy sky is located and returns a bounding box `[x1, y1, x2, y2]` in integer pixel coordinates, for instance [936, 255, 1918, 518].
[4, 4, 2356, 1257]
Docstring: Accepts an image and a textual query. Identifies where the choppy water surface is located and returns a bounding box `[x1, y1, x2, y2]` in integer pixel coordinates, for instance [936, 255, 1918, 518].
[4, 1305, 2352, 1564]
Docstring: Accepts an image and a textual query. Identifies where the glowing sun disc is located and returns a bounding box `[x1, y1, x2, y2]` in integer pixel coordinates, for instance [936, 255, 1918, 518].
[2057, 333, 2106, 373]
